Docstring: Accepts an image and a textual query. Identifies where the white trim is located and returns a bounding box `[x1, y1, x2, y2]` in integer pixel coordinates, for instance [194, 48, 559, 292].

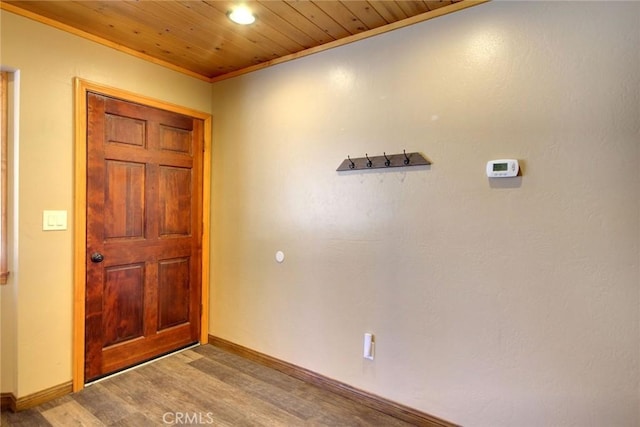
[9, 70, 19, 284]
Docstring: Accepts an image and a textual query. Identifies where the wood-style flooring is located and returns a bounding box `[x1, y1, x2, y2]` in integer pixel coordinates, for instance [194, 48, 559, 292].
[1, 344, 415, 426]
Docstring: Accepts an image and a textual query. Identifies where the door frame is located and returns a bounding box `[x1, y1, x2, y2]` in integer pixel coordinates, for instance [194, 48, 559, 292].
[72, 78, 211, 392]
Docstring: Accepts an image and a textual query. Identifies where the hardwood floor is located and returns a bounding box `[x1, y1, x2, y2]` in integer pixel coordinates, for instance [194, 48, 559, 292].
[1, 344, 416, 426]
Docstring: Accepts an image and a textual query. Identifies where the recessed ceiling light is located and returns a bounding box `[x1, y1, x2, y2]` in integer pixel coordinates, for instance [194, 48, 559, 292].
[228, 6, 255, 25]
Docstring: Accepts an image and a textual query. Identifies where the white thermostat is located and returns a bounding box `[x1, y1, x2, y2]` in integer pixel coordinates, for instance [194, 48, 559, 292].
[486, 159, 519, 178]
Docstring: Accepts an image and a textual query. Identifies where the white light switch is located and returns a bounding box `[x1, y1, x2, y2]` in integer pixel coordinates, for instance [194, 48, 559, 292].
[43, 210, 67, 231]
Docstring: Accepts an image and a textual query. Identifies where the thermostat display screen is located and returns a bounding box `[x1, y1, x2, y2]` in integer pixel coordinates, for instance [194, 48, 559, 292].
[493, 163, 508, 171]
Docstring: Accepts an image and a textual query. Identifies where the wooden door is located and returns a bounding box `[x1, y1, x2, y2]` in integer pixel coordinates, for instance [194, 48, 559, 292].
[85, 92, 203, 382]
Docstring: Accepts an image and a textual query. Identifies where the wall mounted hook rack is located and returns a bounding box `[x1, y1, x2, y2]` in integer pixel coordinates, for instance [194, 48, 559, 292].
[337, 150, 430, 171]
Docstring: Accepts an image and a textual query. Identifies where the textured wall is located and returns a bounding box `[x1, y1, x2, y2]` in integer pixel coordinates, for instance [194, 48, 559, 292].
[210, 2, 640, 426]
[0, 10, 211, 397]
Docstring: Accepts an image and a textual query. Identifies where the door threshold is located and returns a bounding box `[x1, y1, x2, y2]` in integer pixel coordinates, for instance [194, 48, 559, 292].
[84, 342, 200, 387]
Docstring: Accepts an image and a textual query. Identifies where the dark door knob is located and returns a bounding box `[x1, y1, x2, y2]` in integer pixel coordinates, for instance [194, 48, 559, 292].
[90, 252, 104, 263]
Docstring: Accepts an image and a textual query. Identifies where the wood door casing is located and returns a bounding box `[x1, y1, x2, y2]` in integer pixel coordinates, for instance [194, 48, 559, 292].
[85, 92, 203, 381]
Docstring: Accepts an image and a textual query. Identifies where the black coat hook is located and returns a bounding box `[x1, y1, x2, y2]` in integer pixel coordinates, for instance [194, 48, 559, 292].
[337, 151, 429, 171]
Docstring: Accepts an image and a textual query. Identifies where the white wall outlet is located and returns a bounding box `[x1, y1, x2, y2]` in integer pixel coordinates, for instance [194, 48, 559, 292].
[363, 333, 374, 360]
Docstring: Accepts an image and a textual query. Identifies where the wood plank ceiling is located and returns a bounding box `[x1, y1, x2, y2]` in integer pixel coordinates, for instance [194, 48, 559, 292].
[2, 1, 486, 82]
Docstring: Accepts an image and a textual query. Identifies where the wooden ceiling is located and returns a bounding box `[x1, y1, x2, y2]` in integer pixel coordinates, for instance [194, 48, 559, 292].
[2, 1, 486, 82]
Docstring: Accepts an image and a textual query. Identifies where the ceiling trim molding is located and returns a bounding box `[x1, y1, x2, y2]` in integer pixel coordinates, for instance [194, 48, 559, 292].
[209, 0, 490, 83]
[0, 2, 210, 82]
[1, 1, 489, 84]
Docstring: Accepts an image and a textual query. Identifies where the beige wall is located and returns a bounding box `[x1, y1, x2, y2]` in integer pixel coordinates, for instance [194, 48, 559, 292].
[0, 9, 211, 397]
[1, 1, 639, 426]
[210, 2, 639, 427]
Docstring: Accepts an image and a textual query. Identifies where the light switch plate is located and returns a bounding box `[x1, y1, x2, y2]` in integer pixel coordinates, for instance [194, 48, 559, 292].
[43, 210, 67, 231]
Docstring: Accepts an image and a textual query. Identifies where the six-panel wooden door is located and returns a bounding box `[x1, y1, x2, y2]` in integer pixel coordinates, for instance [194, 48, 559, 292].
[85, 92, 203, 382]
